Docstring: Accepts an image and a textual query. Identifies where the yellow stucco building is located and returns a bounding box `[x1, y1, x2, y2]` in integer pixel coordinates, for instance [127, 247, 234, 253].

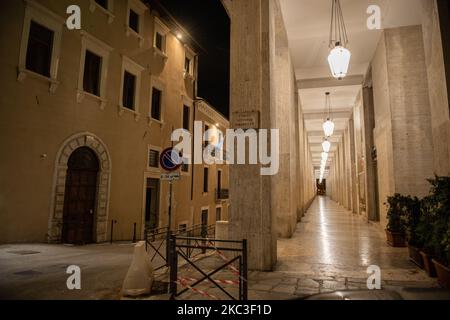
[0, 0, 229, 244]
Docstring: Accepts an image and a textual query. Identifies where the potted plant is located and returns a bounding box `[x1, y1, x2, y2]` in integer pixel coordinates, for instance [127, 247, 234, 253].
[417, 196, 437, 277]
[427, 176, 450, 288]
[403, 196, 423, 267]
[433, 224, 450, 288]
[385, 194, 408, 247]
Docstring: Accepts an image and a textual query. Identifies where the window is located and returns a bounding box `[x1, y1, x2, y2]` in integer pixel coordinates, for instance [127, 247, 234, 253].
[204, 124, 210, 148]
[126, 0, 147, 46]
[217, 170, 222, 192]
[77, 31, 112, 107]
[149, 149, 160, 168]
[216, 207, 222, 222]
[155, 33, 163, 51]
[26, 21, 53, 77]
[119, 56, 144, 119]
[203, 167, 209, 193]
[122, 71, 136, 110]
[95, 0, 108, 9]
[129, 10, 139, 33]
[153, 17, 169, 56]
[151, 88, 162, 120]
[184, 46, 196, 79]
[183, 105, 190, 131]
[185, 57, 191, 74]
[83, 50, 101, 96]
[18, 1, 64, 93]
[89, 0, 115, 24]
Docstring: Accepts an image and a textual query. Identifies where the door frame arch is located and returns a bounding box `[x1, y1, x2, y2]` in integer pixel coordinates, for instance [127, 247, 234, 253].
[48, 132, 112, 243]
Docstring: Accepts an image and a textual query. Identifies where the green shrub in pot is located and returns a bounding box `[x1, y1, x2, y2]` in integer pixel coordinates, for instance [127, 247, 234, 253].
[427, 176, 450, 264]
[403, 196, 422, 247]
[386, 194, 408, 234]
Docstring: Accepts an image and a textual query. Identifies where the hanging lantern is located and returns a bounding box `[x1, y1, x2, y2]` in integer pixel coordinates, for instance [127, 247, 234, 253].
[323, 119, 335, 137]
[322, 92, 335, 137]
[322, 140, 331, 153]
[328, 0, 351, 80]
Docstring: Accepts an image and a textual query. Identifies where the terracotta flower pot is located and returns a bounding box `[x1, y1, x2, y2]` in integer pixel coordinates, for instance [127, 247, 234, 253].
[432, 259, 450, 289]
[408, 244, 424, 268]
[386, 230, 406, 247]
[419, 251, 437, 277]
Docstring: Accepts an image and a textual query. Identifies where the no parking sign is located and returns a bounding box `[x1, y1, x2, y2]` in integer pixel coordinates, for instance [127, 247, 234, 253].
[160, 147, 182, 172]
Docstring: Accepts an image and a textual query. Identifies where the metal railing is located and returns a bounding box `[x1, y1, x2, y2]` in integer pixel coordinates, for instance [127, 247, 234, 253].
[144, 224, 216, 271]
[169, 235, 248, 300]
[216, 189, 229, 201]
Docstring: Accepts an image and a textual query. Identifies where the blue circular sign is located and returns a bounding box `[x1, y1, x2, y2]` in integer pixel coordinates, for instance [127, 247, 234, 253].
[160, 148, 182, 172]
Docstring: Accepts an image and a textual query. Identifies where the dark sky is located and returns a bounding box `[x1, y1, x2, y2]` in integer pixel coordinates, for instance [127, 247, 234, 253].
[159, 0, 230, 118]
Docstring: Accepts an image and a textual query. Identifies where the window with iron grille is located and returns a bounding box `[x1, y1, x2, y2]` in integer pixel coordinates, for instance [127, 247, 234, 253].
[26, 21, 54, 77]
[178, 224, 187, 233]
[149, 149, 160, 168]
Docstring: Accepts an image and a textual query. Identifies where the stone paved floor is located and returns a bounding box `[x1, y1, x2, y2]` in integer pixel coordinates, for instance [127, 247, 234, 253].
[1, 197, 448, 300]
[247, 196, 441, 299]
[0, 243, 134, 300]
[163, 197, 446, 300]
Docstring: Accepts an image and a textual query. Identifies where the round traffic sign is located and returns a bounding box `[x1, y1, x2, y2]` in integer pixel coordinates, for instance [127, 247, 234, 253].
[160, 148, 182, 172]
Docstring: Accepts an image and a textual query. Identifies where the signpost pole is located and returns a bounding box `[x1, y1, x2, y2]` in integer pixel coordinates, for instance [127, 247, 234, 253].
[166, 179, 173, 267]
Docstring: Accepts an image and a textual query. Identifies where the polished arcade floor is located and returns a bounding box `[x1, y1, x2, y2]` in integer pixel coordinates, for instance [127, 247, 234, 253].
[277, 196, 433, 282]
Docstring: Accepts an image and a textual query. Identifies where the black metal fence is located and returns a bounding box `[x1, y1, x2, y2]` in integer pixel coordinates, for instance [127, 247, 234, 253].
[144, 224, 216, 271]
[168, 235, 248, 300]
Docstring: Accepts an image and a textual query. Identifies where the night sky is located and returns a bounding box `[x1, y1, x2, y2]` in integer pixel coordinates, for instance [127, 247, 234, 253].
[159, 0, 230, 118]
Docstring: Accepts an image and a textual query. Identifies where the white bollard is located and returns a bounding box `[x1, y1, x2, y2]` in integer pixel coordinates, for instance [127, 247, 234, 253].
[121, 241, 154, 297]
[215, 221, 231, 259]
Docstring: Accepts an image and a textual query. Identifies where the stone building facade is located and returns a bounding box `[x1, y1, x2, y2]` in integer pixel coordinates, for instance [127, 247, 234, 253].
[0, 0, 229, 243]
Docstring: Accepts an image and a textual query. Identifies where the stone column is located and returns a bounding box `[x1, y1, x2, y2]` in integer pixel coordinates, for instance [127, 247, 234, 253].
[228, 0, 277, 271]
[271, 0, 297, 239]
[372, 26, 434, 227]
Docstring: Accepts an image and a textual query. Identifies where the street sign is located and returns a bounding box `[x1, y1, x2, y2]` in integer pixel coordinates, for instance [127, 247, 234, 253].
[161, 172, 181, 181]
[160, 147, 182, 172]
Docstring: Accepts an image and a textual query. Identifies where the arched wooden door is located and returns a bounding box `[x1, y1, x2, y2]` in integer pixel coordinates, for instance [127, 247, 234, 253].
[62, 147, 99, 244]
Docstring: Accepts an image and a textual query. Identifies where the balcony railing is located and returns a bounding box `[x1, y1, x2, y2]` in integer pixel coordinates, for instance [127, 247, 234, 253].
[216, 188, 229, 201]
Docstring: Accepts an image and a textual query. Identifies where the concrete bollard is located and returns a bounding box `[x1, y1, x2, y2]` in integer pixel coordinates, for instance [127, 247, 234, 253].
[121, 241, 154, 297]
[215, 221, 231, 259]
